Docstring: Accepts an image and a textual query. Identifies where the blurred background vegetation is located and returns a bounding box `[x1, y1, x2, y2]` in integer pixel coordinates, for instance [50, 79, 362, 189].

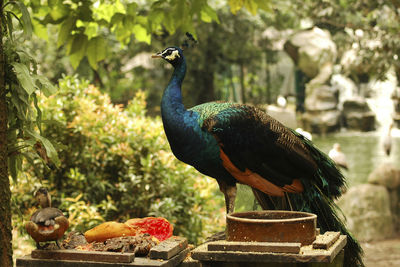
[4, 0, 400, 262]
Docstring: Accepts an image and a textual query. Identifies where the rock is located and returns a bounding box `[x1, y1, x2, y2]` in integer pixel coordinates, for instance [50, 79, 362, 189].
[368, 163, 400, 233]
[342, 98, 375, 131]
[342, 98, 371, 113]
[336, 184, 394, 241]
[300, 110, 341, 134]
[368, 162, 400, 189]
[286, 27, 337, 79]
[305, 84, 338, 111]
[344, 112, 375, 131]
[389, 188, 400, 233]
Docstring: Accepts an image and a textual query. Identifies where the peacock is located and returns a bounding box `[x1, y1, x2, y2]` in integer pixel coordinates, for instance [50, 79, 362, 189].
[152, 44, 364, 266]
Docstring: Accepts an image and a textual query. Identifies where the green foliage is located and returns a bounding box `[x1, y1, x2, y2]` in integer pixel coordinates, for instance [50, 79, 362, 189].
[26, 0, 227, 70]
[3, 0, 59, 181]
[291, 0, 400, 79]
[15, 76, 224, 244]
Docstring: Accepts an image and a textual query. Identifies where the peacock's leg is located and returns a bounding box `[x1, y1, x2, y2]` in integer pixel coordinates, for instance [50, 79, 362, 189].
[217, 180, 237, 214]
[284, 192, 294, 211]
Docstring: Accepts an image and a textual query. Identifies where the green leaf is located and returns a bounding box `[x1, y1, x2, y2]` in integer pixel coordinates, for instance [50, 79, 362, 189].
[25, 129, 60, 167]
[163, 13, 176, 34]
[57, 16, 75, 47]
[8, 154, 22, 181]
[132, 24, 151, 44]
[5, 12, 14, 41]
[68, 34, 88, 55]
[11, 62, 36, 95]
[87, 36, 107, 69]
[93, 0, 125, 23]
[32, 18, 48, 41]
[15, 1, 33, 37]
[200, 4, 219, 23]
[148, 9, 164, 31]
[126, 2, 138, 15]
[84, 22, 98, 40]
[228, 0, 244, 14]
[35, 75, 57, 97]
[69, 35, 88, 69]
[244, 0, 258, 15]
[49, 1, 69, 21]
[32, 93, 43, 134]
[254, 0, 271, 11]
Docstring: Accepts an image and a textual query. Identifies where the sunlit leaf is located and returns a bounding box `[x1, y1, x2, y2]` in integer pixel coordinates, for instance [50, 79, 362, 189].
[32, 18, 48, 41]
[11, 62, 36, 95]
[84, 22, 98, 40]
[244, 0, 258, 15]
[57, 16, 75, 47]
[87, 36, 107, 69]
[228, 0, 244, 14]
[93, 0, 125, 23]
[49, 1, 69, 21]
[132, 24, 151, 44]
[200, 4, 219, 23]
[126, 2, 138, 15]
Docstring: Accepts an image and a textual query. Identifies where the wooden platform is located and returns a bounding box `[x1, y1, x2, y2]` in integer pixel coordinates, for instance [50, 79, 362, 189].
[16, 237, 189, 267]
[187, 232, 346, 267]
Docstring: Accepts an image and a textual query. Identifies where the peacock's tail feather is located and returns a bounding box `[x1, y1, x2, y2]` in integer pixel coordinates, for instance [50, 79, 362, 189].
[254, 131, 364, 266]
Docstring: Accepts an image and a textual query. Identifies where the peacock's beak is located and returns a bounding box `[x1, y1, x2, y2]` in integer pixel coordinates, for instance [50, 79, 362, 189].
[151, 52, 162, 58]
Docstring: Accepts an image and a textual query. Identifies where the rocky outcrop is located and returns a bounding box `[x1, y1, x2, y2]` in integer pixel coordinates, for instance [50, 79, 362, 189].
[342, 98, 375, 131]
[300, 109, 341, 134]
[368, 162, 400, 233]
[337, 184, 394, 242]
[285, 27, 342, 134]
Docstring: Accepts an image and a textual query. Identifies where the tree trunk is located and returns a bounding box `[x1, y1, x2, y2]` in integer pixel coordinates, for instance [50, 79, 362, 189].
[0, 1, 13, 265]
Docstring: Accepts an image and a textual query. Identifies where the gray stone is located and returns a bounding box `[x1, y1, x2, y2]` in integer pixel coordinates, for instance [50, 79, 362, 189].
[287, 27, 337, 79]
[305, 84, 338, 112]
[336, 184, 394, 242]
[300, 110, 341, 134]
[342, 98, 375, 131]
[344, 112, 375, 131]
[342, 98, 372, 114]
[368, 162, 400, 189]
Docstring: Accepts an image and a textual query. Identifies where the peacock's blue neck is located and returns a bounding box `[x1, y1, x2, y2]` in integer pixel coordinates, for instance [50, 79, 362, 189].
[161, 58, 187, 119]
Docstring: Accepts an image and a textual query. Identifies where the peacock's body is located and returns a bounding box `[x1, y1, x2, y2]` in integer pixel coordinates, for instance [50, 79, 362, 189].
[153, 46, 363, 266]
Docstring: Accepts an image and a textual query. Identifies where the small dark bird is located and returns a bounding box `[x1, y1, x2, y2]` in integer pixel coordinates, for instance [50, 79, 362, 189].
[25, 187, 69, 248]
[152, 45, 363, 266]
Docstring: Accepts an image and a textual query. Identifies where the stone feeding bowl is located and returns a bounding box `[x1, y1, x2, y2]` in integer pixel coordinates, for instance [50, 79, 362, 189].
[226, 210, 317, 245]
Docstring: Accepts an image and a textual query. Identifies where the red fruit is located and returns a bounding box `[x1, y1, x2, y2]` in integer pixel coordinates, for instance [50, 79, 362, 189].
[125, 217, 173, 241]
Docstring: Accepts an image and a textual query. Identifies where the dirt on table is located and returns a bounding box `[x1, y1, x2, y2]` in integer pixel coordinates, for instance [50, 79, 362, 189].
[361, 235, 400, 267]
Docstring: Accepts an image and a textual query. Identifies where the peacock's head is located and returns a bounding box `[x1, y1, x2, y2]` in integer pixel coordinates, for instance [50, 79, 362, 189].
[152, 47, 184, 67]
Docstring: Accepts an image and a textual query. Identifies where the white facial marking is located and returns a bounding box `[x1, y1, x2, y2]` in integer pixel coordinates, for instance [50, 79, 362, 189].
[164, 49, 180, 60]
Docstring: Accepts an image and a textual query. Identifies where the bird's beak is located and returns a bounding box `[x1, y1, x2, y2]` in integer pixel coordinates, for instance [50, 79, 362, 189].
[151, 52, 162, 58]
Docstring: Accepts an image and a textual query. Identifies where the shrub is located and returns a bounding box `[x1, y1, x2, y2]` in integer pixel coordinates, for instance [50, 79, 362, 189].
[13, 76, 225, 245]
